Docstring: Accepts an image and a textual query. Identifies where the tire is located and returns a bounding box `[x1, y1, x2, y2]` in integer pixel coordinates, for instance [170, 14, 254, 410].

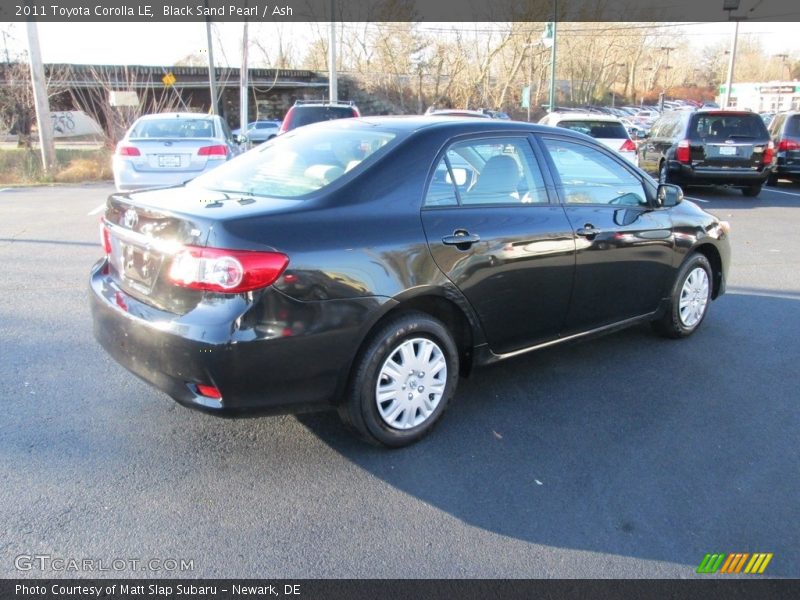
[338, 311, 459, 447]
[659, 161, 683, 192]
[652, 253, 713, 339]
[741, 184, 762, 197]
[766, 172, 779, 186]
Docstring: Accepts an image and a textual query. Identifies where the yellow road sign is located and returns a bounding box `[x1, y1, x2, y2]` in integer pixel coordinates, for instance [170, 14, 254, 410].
[162, 72, 176, 87]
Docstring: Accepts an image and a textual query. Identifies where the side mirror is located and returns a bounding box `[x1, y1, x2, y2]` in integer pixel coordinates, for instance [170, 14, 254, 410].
[657, 183, 683, 207]
[234, 134, 248, 145]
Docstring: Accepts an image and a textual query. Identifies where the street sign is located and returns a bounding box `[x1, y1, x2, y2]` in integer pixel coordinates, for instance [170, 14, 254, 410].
[522, 86, 530, 109]
[162, 72, 176, 87]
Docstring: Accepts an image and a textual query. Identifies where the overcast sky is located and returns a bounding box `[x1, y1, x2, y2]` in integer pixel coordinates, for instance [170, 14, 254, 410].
[1, 21, 799, 67]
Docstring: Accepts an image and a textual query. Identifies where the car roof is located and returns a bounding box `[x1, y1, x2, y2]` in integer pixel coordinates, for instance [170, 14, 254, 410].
[546, 112, 623, 122]
[310, 116, 598, 140]
[137, 112, 216, 121]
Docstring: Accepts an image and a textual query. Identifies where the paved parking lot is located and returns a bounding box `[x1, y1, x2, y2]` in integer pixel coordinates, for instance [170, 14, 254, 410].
[1, 182, 798, 578]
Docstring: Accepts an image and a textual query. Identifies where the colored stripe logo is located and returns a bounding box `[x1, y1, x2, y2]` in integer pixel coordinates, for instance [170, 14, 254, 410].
[697, 553, 773, 574]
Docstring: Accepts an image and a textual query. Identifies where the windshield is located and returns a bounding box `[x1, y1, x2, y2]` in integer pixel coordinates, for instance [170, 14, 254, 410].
[130, 118, 217, 139]
[188, 124, 398, 198]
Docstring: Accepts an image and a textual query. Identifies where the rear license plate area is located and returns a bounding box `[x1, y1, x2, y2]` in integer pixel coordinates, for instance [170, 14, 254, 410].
[158, 154, 182, 168]
[718, 146, 736, 156]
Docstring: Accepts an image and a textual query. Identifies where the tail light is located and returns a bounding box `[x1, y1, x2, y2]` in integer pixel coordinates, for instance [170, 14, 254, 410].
[675, 139, 691, 164]
[117, 145, 140, 157]
[352, 107, 361, 117]
[777, 139, 799, 152]
[198, 145, 228, 158]
[763, 140, 775, 165]
[100, 220, 111, 255]
[168, 246, 289, 293]
[619, 139, 636, 152]
[195, 384, 222, 399]
[278, 109, 294, 135]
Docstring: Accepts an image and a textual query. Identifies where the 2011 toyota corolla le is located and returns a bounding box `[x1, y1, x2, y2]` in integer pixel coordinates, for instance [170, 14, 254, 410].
[90, 117, 731, 447]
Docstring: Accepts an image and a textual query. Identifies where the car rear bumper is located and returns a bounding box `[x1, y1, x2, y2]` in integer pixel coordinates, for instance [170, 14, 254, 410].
[669, 161, 770, 186]
[774, 159, 800, 178]
[112, 158, 222, 192]
[90, 260, 384, 415]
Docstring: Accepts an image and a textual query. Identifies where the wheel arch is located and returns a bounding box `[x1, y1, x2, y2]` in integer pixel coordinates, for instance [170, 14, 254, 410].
[689, 242, 723, 300]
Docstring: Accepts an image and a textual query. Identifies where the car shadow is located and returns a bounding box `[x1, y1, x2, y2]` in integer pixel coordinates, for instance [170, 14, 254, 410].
[297, 291, 800, 575]
[685, 180, 800, 210]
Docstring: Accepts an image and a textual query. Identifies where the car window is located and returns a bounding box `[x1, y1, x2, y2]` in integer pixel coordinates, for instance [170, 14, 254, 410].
[542, 138, 647, 206]
[293, 106, 356, 128]
[424, 137, 548, 207]
[690, 114, 769, 141]
[786, 115, 800, 137]
[130, 118, 216, 139]
[556, 120, 628, 139]
[188, 127, 397, 198]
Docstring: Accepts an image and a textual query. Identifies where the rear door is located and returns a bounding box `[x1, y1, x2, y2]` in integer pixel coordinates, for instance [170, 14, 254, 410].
[537, 135, 675, 332]
[690, 112, 771, 169]
[421, 135, 576, 354]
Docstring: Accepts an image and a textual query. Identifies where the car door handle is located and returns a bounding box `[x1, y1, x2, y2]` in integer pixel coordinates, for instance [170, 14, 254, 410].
[576, 224, 602, 237]
[442, 230, 480, 247]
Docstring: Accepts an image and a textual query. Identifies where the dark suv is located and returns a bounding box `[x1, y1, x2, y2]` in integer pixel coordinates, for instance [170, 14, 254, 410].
[278, 100, 360, 135]
[638, 110, 774, 197]
[766, 111, 800, 185]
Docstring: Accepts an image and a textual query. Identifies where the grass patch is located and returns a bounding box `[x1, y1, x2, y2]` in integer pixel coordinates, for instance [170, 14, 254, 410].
[0, 148, 113, 185]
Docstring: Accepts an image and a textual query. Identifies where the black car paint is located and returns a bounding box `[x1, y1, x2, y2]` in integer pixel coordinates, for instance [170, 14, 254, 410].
[767, 111, 800, 182]
[638, 110, 772, 189]
[90, 118, 730, 417]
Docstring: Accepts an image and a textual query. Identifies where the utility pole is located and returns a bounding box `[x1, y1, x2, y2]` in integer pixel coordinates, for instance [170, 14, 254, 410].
[240, 20, 249, 134]
[25, 20, 55, 173]
[204, 2, 218, 115]
[328, 0, 337, 102]
[548, 0, 557, 113]
[722, 0, 741, 110]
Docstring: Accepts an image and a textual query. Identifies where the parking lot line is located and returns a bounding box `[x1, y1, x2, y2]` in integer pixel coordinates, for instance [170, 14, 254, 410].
[767, 188, 800, 198]
[87, 203, 105, 216]
[685, 196, 709, 203]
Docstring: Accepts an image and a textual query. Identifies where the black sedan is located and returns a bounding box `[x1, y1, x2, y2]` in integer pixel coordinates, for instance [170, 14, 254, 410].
[90, 118, 731, 447]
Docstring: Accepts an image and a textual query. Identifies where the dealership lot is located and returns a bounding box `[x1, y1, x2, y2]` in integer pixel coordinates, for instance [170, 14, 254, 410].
[1, 182, 798, 577]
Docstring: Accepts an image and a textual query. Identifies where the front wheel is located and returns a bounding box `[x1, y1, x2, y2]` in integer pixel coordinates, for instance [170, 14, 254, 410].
[339, 312, 459, 447]
[652, 253, 713, 339]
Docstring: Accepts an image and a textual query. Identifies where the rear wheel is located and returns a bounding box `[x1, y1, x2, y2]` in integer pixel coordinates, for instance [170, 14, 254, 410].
[741, 184, 762, 197]
[339, 312, 459, 447]
[659, 161, 683, 191]
[652, 253, 713, 339]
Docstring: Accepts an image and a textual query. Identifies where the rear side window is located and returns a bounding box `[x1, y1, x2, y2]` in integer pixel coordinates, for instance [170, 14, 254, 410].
[424, 138, 548, 207]
[785, 115, 800, 137]
[130, 118, 216, 139]
[556, 120, 628, 139]
[690, 114, 769, 141]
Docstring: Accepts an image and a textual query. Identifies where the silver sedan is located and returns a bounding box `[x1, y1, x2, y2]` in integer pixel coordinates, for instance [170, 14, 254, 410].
[113, 113, 246, 192]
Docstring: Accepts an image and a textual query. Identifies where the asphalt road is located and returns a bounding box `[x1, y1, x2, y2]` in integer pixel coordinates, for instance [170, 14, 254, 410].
[1, 182, 798, 578]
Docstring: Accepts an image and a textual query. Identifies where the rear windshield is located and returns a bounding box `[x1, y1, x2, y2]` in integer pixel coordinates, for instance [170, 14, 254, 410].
[785, 115, 800, 137]
[292, 106, 356, 128]
[188, 124, 397, 198]
[556, 120, 628, 139]
[130, 118, 217, 139]
[689, 113, 768, 141]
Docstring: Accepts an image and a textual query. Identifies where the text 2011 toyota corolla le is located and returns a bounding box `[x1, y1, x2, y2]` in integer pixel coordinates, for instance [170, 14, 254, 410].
[90, 117, 731, 447]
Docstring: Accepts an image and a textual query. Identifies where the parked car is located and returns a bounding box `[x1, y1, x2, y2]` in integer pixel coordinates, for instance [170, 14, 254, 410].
[112, 113, 245, 192]
[91, 117, 730, 447]
[766, 111, 800, 185]
[539, 112, 639, 165]
[638, 109, 774, 196]
[233, 120, 281, 143]
[278, 100, 360, 135]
